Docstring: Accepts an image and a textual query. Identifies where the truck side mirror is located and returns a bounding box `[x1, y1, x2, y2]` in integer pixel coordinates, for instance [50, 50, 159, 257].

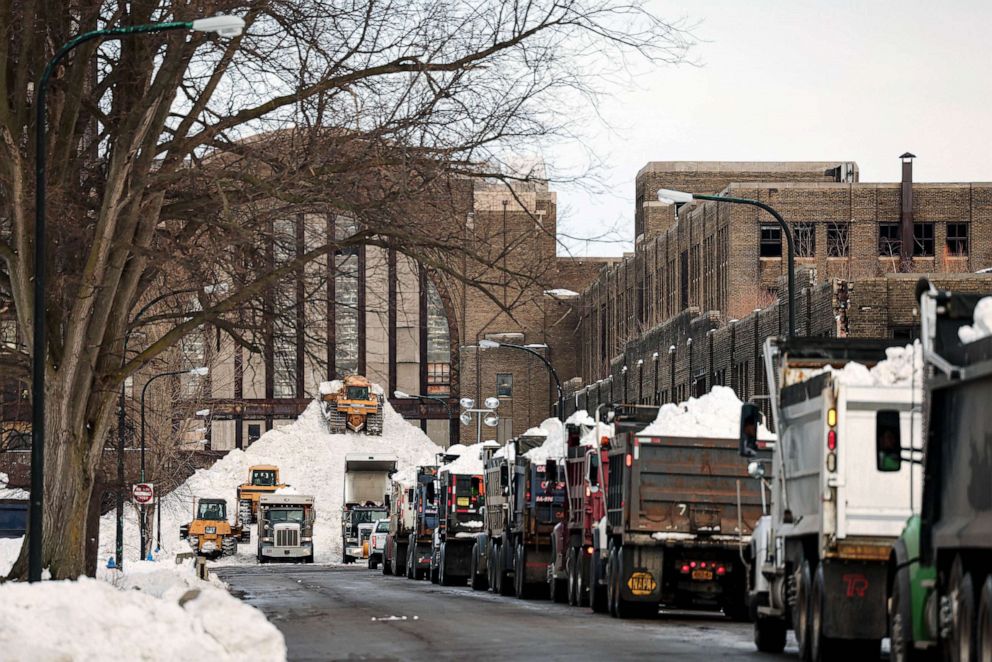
[739, 403, 763, 457]
[876, 410, 902, 472]
[384, 493, 391, 508]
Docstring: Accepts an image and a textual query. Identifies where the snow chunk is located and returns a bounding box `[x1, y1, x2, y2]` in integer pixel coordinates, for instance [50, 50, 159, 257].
[959, 297, 992, 344]
[0, 472, 29, 500]
[640, 386, 776, 440]
[438, 442, 487, 475]
[822, 342, 923, 388]
[544, 288, 580, 299]
[523, 418, 566, 463]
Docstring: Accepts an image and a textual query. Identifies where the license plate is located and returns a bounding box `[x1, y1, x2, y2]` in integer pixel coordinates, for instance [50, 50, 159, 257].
[457, 497, 469, 506]
[692, 569, 713, 581]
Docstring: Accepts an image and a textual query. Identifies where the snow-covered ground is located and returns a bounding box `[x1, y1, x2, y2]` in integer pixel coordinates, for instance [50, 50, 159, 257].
[959, 296, 992, 343]
[98, 393, 441, 567]
[0, 560, 285, 661]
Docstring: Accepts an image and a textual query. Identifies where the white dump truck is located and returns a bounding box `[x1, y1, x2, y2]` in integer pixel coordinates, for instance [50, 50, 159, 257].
[742, 337, 922, 660]
[342, 453, 398, 563]
[257, 494, 315, 563]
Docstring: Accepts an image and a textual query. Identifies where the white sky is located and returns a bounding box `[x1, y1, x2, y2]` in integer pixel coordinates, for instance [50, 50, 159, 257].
[550, 0, 992, 256]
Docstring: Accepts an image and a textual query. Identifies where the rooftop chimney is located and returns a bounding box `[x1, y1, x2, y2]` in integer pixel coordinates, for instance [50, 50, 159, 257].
[899, 152, 915, 271]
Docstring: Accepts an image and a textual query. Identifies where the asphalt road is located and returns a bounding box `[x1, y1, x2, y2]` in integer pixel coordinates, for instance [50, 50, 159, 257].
[216, 564, 801, 661]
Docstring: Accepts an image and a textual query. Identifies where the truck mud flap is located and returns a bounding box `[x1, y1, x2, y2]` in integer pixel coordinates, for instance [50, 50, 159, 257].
[820, 559, 888, 639]
[620, 546, 663, 603]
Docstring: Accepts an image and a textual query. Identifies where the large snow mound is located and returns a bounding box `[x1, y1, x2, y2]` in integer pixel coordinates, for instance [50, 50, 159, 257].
[959, 297, 992, 344]
[822, 342, 922, 388]
[0, 561, 285, 661]
[99, 396, 441, 566]
[640, 386, 776, 440]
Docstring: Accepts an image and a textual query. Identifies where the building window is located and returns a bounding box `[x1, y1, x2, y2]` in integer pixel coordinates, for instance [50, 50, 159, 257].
[913, 223, 935, 257]
[793, 223, 815, 257]
[947, 223, 969, 256]
[248, 424, 262, 445]
[826, 223, 849, 257]
[878, 223, 901, 257]
[760, 225, 782, 258]
[426, 363, 450, 396]
[496, 373, 513, 397]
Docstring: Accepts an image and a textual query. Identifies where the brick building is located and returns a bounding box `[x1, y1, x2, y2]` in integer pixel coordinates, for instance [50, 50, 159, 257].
[572, 157, 992, 412]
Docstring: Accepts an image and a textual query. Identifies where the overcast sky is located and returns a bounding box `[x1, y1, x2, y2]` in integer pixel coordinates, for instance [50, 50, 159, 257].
[550, 0, 992, 256]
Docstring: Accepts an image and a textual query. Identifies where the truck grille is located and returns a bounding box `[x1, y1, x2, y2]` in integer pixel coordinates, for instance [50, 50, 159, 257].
[276, 527, 300, 547]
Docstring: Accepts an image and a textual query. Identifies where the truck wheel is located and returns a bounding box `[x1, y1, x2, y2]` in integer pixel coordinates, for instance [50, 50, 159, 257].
[304, 554, 314, 564]
[368, 557, 378, 570]
[589, 553, 607, 613]
[978, 575, 992, 662]
[395, 543, 406, 578]
[488, 541, 499, 593]
[567, 547, 578, 606]
[470, 543, 488, 591]
[794, 560, 813, 662]
[439, 544, 454, 586]
[754, 615, 787, 653]
[575, 551, 588, 607]
[890, 565, 922, 662]
[948, 557, 978, 662]
[810, 564, 845, 662]
[613, 546, 652, 619]
[550, 561, 567, 604]
[382, 556, 392, 576]
[607, 547, 618, 617]
[498, 542, 514, 597]
[406, 542, 415, 579]
[514, 544, 528, 599]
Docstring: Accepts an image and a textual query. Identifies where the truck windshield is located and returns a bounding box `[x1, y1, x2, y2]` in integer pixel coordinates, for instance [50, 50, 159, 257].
[375, 520, 389, 532]
[268, 508, 305, 524]
[351, 510, 387, 524]
[252, 470, 277, 486]
[197, 502, 226, 520]
[347, 386, 369, 400]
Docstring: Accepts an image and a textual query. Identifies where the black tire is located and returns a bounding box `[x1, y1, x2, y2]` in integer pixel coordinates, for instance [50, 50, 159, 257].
[613, 546, 652, 619]
[382, 556, 392, 576]
[576, 550, 589, 608]
[590, 552, 607, 613]
[488, 541, 499, 593]
[754, 615, 788, 654]
[810, 564, 846, 662]
[978, 575, 992, 662]
[567, 547, 578, 606]
[514, 543, 527, 599]
[891, 565, 926, 662]
[795, 560, 813, 662]
[497, 541, 514, 596]
[607, 547, 619, 617]
[470, 543, 488, 591]
[304, 554, 314, 564]
[368, 558, 378, 570]
[948, 557, 977, 662]
[406, 539, 416, 579]
[395, 543, 407, 578]
[550, 559, 567, 604]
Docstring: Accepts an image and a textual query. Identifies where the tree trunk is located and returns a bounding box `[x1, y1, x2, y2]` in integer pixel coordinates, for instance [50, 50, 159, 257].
[6, 375, 113, 581]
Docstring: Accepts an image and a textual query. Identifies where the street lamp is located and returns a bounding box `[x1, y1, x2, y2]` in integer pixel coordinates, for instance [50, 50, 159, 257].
[621, 365, 629, 403]
[657, 188, 796, 338]
[636, 359, 644, 403]
[652, 352, 660, 405]
[458, 396, 500, 444]
[30, 15, 244, 582]
[138, 367, 208, 558]
[669, 345, 676, 404]
[478, 339, 564, 421]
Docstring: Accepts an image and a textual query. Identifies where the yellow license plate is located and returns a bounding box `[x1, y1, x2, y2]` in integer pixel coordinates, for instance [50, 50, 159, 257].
[457, 497, 469, 506]
[692, 569, 713, 581]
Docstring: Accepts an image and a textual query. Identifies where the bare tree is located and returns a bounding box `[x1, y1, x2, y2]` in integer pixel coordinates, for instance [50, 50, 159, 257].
[0, 1, 691, 578]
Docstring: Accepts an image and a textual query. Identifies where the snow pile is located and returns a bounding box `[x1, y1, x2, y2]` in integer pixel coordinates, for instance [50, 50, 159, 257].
[438, 442, 488, 475]
[99, 393, 441, 566]
[959, 297, 992, 344]
[824, 342, 923, 388]
[0, 471, 29, 500]
[0, 536, 22, 576]
[522, 418, 566, 463]
[640, 386, 776, 440]
[0, 561, 285, 661]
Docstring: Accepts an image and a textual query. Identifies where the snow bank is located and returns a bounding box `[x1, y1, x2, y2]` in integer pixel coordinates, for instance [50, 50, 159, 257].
[640, 386, 775, 440]
[0, 536, 22, 577]
[0, 561, 285, 661]
[959, 297, 992, 344]
[99, 395, 441, 566]
[522, 418, 566, 463]
[438, 442, 487, 475]
[0, 471, 29, 500]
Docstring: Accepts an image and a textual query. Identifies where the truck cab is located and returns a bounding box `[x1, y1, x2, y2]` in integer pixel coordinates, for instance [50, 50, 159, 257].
[431, 468, 485, 585]
[257, 494, 315, 563]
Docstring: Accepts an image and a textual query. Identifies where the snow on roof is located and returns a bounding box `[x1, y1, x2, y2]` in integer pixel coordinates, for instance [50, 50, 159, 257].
[639, 386, 775, 440]
[959, 297, 992, 344]
[98, 385, 441, 566]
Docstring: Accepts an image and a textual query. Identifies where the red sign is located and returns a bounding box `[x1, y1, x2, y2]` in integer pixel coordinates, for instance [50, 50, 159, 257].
[132, 483, 154, 505]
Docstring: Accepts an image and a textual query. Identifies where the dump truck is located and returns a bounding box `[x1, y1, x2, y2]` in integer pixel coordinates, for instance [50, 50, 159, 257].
[887, 282, 992, 661]
[320, 375, 384, 435]
[382, 479, 415, 577]
[743, 337, 921, 659]
[474, 434, 567, 599]
[257, 494, 315, 563]
[548, 416, 611, 609]
[237, 465, 287, 526]
[405, 465, 438, 580]
[431, 464, 485, 586]
[341, 453, 396, 563]
[180, 498, 243, 559]
[603, 403, 767, 620]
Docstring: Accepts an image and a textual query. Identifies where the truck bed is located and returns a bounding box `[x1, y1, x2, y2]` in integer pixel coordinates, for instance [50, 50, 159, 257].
[608, 434, 765, 541]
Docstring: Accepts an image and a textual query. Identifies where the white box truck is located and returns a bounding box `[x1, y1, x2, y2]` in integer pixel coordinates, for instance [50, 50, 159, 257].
[341, 453, 397, 563]
[742, 338, 922, 661]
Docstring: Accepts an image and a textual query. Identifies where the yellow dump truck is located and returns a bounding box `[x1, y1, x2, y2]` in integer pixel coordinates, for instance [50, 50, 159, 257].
[237, 465, 287, 526]
[319, 375, 384, 435]
[179, 498, 244, 558]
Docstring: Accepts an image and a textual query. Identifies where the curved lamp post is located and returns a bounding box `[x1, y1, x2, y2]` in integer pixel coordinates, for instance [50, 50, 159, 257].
[478, 339, 564, 422]
[657, 188, 795, 338]
[30, 15, 244, 581]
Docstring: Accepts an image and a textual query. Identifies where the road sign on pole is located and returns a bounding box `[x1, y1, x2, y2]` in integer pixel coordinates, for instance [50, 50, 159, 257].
[132, 483, 154, 505]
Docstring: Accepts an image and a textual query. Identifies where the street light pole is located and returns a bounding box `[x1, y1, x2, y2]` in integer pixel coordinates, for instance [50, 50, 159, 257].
[621, 365, 628, 403]
[139, 367, 208, 559]
[652, 352, 660, 405]
[636, 359, 644, 403]
[669, 345, 676, 403]
[658, 189, 796, 338]
[29, 15, 244, 582]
